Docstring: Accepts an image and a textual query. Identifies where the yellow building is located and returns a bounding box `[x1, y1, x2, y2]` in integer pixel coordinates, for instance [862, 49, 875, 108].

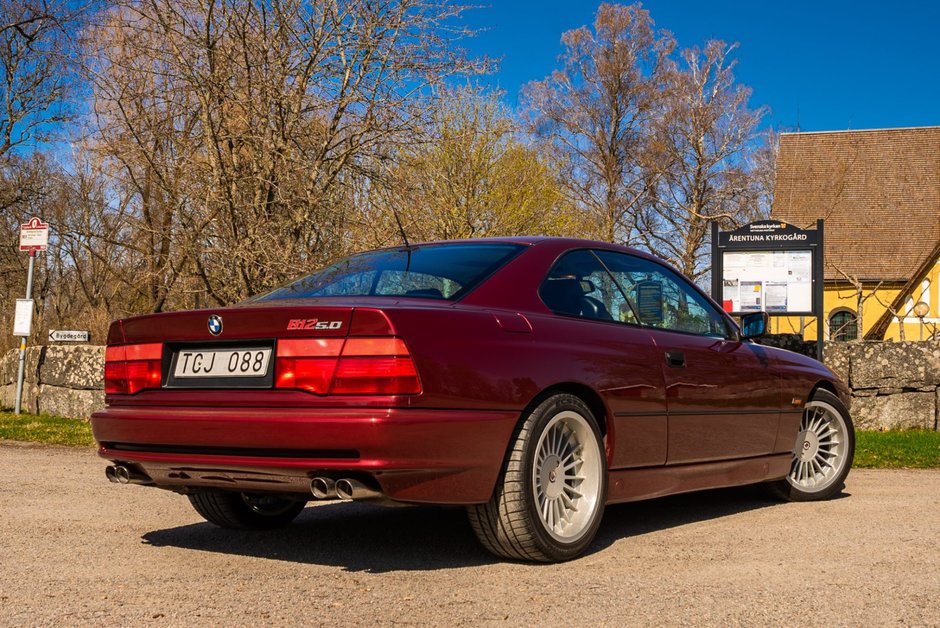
[771, 126, 940, 342]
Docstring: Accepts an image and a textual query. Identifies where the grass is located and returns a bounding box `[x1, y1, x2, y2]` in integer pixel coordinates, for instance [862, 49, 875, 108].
[0, 409, 96, 447]
[854, 429, 940, 469]
[1, 408, 939, 468]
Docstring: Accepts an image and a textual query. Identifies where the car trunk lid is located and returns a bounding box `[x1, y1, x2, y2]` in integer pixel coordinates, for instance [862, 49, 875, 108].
[104, 304, 422, 401]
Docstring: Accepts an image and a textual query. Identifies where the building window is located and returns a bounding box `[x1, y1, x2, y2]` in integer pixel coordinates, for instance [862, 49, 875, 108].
[829, 310, 858, 341]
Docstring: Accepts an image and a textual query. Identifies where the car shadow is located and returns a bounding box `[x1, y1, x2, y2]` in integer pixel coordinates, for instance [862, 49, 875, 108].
[143, 500, 492, 572]
[141, 485, 843, 572]
[597, 485, 783, 545]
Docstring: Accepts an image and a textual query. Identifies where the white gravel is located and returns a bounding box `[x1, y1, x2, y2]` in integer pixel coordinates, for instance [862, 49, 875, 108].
[1, 441, 938, 626]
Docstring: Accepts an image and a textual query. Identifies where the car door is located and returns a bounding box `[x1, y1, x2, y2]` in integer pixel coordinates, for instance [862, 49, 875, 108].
[538, 250, 668, 469]
[593, 250, 781, 464]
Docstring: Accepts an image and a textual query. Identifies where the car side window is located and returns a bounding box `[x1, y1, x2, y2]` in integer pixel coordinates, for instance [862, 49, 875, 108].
[594, 250, 729, 338]
[540, 250, 636, 323]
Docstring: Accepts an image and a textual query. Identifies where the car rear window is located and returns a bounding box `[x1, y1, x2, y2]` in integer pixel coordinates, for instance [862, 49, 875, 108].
[254, 243, 524, 301]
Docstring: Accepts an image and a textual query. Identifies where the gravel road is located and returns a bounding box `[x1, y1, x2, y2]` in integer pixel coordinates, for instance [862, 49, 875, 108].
[1, 441, 938, 626]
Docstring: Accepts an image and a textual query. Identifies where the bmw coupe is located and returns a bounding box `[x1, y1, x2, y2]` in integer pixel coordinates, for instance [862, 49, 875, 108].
[92, 237, 854, 562]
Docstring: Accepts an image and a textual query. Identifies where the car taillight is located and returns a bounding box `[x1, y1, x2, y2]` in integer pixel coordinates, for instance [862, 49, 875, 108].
[104, 343, 163, 394]
[332, 338, 420, 394]
[275, 337, 421, 395]
[274, 338, 344, 394]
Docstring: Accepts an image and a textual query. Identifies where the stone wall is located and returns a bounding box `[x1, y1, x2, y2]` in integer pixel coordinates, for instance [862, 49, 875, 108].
[2, 341, 939, 430]
[0, 345, 105, 418]
[822, 342, 940, 431]
[758, 337, 938, 429]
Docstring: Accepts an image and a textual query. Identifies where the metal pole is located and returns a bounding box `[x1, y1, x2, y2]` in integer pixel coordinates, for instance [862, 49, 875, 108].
[815, 219, 825, 363]
[14, 251, 36, 415]
[710, 222, 720, 304]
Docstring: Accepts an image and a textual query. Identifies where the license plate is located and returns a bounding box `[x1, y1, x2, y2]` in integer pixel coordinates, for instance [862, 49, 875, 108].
[173, 348, 272, 378]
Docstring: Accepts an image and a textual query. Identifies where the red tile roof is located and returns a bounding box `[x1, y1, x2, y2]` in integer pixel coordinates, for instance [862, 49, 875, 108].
[771, 127, 940, 282]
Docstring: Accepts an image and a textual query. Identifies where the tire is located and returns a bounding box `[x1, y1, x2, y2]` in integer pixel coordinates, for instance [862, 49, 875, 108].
[768, 389, 855, 501]
[188, 491, 306, 529]
[468, 394, 607, 562]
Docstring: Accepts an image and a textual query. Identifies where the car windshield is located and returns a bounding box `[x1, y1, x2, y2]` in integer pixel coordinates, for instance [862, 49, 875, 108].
[253, 243, 524, 302]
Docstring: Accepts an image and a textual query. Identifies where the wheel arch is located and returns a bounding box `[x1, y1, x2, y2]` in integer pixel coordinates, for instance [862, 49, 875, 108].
[520, 382, 610, 438]
[810, 379, 836, 398]
[809, 378, 851, 409]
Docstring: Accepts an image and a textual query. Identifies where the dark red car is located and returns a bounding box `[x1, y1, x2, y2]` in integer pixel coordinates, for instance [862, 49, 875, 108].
[92, 237, 854, 562]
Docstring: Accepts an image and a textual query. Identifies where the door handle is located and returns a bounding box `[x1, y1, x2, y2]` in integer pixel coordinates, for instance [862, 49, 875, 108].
[665, 351, 686, 368]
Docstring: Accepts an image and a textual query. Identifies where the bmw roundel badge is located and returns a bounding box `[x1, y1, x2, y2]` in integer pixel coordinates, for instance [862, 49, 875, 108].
[207, 314, 223, 336]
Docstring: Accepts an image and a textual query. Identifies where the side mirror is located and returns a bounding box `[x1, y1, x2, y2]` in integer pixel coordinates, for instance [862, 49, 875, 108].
[740, 312, 768, 339]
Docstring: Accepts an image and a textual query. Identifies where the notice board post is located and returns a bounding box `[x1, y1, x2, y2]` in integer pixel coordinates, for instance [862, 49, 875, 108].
[711, 220, 825, 362]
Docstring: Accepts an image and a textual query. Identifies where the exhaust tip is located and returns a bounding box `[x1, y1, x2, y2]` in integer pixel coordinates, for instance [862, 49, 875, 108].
[335, 478, 383, 501]
[335, 479, 355, 501]
[105, 464, 153, 486]
[311, 477, 336, 499]
[114, 466, 131, 484]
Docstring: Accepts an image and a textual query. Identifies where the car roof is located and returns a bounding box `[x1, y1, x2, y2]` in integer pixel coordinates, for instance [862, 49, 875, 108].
[398, 236, 665, 264]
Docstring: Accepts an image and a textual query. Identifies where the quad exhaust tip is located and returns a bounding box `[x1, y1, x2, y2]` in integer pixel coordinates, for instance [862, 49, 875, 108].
[334, 478, 382, 501]
[105, 465, 120, 483]
[310, 477, 337, 499]
[309, 477, 382, 501]
[105, 465, 151, 485]
[105, 465, 132, 484]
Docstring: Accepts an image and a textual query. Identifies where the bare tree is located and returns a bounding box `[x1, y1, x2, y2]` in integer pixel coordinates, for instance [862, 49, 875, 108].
[0, 151, 57, 350]
[83, 0, 483, 310]
[639, 40, 766, 279]
[870, 289, 907, 342]
[522, 2, 673, 244]
[831, 262, 884, 341]
[1, 0, 789, 351]
[0, 0, 87, 349]
[0, 0, 84, 156]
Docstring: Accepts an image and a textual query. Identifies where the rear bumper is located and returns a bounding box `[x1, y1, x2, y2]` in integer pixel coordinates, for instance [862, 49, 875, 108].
[91, 405, 519, 504]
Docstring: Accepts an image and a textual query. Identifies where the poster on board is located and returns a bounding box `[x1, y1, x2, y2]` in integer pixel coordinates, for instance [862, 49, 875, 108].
[720, 250, 813, 315]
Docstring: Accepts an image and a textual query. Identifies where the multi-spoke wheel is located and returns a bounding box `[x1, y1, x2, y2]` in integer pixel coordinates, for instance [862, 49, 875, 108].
[188, 491, 306, 529]
[769, 389, 854, 501]
[468, 394, 606, 562]
[533, 410, 603, 542]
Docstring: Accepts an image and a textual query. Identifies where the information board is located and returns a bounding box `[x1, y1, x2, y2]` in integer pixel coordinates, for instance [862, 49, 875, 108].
[720, 250, 813, 314]
[710, 219, 825, 360]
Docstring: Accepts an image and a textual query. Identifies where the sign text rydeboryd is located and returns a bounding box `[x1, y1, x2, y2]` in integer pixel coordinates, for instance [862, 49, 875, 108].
[48, 330, 91, 342]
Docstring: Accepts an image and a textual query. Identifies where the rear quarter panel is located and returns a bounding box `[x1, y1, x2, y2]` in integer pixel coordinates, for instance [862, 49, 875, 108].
[385, 306, 669, 469]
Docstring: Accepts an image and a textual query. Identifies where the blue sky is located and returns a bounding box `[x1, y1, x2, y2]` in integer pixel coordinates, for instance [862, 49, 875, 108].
[459, 1, 940, 132]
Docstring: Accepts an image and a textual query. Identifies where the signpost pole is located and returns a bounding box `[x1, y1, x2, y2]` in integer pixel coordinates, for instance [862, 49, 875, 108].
[14, 251, 36, 415]
[815, 219, 825, 362]
[710, 222, 721, 306]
